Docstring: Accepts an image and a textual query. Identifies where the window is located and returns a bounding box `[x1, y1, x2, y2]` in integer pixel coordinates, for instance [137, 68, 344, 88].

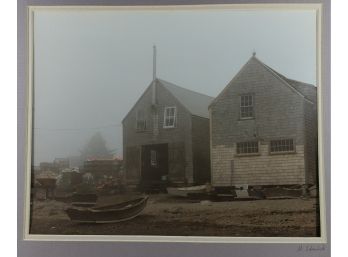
[240, 94, 254, 119]
[150, 150, 158, 167]
[270, 139, 295, 153]
[136, 110, 146, 131]
[164, 106, 176, 128]
[237, 141, 259, 154]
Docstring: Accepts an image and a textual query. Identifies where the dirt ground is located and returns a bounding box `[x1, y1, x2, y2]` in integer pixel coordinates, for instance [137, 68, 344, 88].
[29, 194, 320, 237]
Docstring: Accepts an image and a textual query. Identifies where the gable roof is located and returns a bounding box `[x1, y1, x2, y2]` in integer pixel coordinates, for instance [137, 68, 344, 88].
[209, 56, 317, 108]
[122, 78, 214, 122]
[158, 79, 214, 118]
[260, 60, 317, 103]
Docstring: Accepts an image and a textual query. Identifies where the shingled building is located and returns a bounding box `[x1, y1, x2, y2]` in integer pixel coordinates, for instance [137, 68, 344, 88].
[123, 78, 213, 190]
[209, 54, 318, 191]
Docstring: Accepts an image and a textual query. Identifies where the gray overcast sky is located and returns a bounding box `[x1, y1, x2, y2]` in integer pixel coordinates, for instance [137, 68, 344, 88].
[33, 7, 316, 165]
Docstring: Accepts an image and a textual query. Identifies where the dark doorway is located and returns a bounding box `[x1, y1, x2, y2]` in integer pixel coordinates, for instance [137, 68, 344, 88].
[140, 143, 168, 191]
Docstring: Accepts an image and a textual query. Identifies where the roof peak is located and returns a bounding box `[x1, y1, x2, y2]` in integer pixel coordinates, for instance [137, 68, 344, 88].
[157, 78, 214, 98]
[209, 55, 316, 108]
[157, 78, 213, 118]
[253, 57, 315, 87]
[251, 57, 316, 103]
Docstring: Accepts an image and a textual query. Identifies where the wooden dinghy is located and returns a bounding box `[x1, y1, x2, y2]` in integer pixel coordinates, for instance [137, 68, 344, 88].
[65, 196, 149, 223]
[167, 185, 207, 197]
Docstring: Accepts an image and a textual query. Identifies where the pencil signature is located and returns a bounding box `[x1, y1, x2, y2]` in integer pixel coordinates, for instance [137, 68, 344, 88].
[297, 244, 326, 252]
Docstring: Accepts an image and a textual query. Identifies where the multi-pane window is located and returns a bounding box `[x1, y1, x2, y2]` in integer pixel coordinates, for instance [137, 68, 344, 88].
[150, 150, 158, 167]
[270, 139, 294, 153]
[136, 109, 146, 131]
[237, 141, 259, 154]
[240, 94, 254, 118]
[164, 106, 176, 128]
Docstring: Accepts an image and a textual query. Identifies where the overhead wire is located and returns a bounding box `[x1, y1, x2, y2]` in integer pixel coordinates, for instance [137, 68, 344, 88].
[33, 123, 122, 131]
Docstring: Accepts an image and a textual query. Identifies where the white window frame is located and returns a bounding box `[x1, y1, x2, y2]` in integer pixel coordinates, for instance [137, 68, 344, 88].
[270, 139, 295, 154]
[236, 141, 259, 155]
[240, 94, 254, 119]
[163, 106, 177, 128]
[136, 109, 146, 131]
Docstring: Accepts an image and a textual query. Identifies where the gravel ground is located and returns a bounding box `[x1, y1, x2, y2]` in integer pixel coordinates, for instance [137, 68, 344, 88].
[29, 194, 320, 237]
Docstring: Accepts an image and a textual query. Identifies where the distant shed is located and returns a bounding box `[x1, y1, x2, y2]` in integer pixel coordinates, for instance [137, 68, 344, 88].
[83, 158, 122, 183]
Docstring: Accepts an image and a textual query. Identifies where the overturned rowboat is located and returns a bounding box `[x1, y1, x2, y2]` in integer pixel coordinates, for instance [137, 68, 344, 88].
[65, 196, 149, 223]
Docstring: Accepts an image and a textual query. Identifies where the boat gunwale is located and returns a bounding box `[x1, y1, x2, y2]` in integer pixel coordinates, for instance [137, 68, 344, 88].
[66, 196, 149, 213]
[167, 185, 207, 192]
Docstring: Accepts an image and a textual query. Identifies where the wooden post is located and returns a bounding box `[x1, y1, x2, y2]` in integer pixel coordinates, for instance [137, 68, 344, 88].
[153, 45, 156, 81]
[152, 45, 157, 105]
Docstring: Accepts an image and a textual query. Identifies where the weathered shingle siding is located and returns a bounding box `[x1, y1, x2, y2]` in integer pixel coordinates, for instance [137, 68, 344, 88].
[123, 144, 141, 184]
[123, 83, 194, 184]
[212, 144, 305, 186]
[304, 98, 318, 185]
[192, 115, 211, 184]
[210, 58, 307, 187]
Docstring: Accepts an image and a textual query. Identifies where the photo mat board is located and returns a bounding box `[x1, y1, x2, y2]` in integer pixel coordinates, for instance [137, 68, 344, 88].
[18, 0, 330, 257]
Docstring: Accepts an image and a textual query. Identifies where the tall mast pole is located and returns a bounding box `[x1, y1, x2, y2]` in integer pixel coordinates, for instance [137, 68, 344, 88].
[153, 45, 157, 80]
[152, 45, 159, 137]
[152, 45, 157, 105]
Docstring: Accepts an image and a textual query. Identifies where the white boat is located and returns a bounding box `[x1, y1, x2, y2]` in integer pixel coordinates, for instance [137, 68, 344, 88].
[166, 185, 207, 197]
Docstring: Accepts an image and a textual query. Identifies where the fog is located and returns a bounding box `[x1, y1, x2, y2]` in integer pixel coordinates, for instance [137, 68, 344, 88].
[32, 7, 316, 165]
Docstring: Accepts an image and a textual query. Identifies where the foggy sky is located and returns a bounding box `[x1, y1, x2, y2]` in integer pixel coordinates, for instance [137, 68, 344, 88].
[32, 7, 317, 165]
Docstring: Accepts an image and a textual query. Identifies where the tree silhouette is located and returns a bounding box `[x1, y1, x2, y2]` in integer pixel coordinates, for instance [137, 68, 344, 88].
[80, 132, 112, 160]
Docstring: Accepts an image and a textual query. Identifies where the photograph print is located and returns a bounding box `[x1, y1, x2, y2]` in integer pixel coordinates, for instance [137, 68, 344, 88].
[26, 4, 324, 240]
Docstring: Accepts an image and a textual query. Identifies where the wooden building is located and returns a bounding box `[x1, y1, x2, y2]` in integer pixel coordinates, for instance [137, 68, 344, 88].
[122, 78, 213, 190]
[209, 54, 318, 190]
[83, 157, 122, 183]
[39, 157, 70, 174]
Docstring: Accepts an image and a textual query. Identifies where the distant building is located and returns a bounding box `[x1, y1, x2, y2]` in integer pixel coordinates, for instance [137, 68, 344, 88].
[68, 156, 84, 169]
[53, 158, 70, 171]
[122, 78, 213, 189]
[39, 157, 70, 174]
[209, 54, 318, 190]
[39, 162, 56, 172]
[83, 157, 122, 183]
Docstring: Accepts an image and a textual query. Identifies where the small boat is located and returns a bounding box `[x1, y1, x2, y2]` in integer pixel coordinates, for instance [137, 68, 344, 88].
[65, 196, 149, 223]
[167, 185, 207, 197]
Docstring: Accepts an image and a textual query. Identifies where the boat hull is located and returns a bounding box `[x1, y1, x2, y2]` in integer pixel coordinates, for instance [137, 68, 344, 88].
[65, 196, 149, 223]
[167, 185, 207, 197]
